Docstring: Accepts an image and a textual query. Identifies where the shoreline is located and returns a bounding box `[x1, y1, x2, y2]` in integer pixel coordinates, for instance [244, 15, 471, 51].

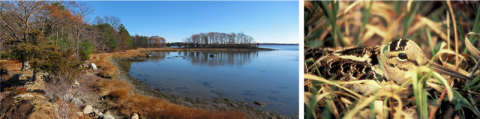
[140, 47, 276, 52]
[109, 55, 293, 119]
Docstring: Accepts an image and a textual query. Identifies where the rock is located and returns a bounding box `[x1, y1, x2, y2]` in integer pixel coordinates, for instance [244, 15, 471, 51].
[97, 112, 103, 117]
[89, 63, 97, 70]
[76, 112, 84, 117]
[253, 101, 267, 107]
[83, 105, 93, 114]
[24, 61, 30, 70]
[14, 94, 34, 99]
[74, 80, 80, 86]
[102, 114, 115, 119]
[72, 98, 83, 105]
[132, 113, 139, 119]
[94, 108, 99, 115]
[209, 54, 216, 57]
[103, 109, 111, 115]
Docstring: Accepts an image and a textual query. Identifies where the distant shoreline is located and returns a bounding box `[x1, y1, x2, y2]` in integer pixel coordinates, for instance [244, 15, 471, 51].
[258, 43, 299, 45]
[140, 47, 276, 52]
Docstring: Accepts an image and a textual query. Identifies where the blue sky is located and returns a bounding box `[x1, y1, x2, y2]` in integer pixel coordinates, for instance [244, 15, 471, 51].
[85, 1, 299, 43]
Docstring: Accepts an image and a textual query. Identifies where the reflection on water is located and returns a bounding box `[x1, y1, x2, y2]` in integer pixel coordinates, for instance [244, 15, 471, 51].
[118, 45, 299, 118]
[149, 51, 259, 66]
[187, 52, 258, 66]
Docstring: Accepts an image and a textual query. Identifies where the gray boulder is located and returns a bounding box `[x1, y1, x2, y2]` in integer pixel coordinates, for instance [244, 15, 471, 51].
[97, 112, 104, 117]
[83, 105, 93, 114]
[132, 113, 139, 119]
[94, 108, 99, 115]
[24, 61, 30, 70]
[102, 114, 115, 119]
[89, 63, 97, 70]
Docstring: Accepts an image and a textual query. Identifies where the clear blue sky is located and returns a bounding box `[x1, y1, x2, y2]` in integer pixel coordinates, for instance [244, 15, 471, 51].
[85, 1, 299, 43]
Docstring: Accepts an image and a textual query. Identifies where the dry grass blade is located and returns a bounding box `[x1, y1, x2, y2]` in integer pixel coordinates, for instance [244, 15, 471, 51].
[363, 24, 386, 42]
[383, 13, 405, 44]
[343, 91, 404, 119]
[464, 32, 480, 58]
[433, 49, 469, 75]
[447, 0, 460, 69]
[305, 74, 363, 99]
[305, 92, 312, 104]
[344, 1, 361, 14]
[304, 1, 314, 13]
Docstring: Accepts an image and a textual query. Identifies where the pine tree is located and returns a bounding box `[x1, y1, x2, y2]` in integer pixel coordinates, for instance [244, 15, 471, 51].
[13, 29, 81, 80]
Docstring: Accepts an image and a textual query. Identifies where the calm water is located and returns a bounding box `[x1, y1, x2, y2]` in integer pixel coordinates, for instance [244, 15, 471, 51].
[118, 45, 299, 117]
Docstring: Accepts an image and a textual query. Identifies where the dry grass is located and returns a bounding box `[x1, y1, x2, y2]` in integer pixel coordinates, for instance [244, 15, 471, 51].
[95, 79, 134, 96]
[94, 74, 247, 119]
[91, 58, 118, 79]
[108, 89, 247, 119]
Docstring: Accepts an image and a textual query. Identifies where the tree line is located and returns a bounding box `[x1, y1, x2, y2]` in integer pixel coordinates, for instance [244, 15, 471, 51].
[0, 1, 167, 70]
[183, 32, 257, 48]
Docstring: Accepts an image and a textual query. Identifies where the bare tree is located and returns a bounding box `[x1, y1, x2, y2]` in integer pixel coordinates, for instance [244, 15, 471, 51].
[104, 15, 120, 31]
[44, 71, 93, 119]
[0, 1, 45, 70]
[69, 1, 94, 54]
[92, 15, 103, 25]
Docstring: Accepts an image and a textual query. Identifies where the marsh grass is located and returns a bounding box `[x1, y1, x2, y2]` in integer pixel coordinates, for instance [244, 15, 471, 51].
[95, 79, 247, 119]
[108, 90, 247, 119]
[305, 1, 480, 119]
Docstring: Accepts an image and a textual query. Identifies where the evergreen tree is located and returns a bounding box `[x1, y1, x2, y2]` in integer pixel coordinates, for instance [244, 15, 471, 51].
[13, 29, 81, 80]
[79, 40, 96, 60]
[118, 24, 132, 49]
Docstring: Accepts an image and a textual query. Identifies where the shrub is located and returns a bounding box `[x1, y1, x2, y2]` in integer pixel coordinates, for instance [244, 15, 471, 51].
[99, 64, 118, 79]
[40, 48, 82, 78]
[0, 50, 20, 60]
[79, 40, 96, 60]
[107, 89, 129, 100]
[79, 49, 89, 61]
[44, 72, 92, 119]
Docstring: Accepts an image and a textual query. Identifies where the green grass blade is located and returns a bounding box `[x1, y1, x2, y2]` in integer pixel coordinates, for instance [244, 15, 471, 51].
[469, 4, 480, 43]
[357, 1, 373, 46]
[403, 2, 419, 38]
[426, 28, 435, 56]
[394, 1, 401, 14]
[464, 75, 480, 90]
[452, 89, 480, 116]
[369, 101, 376, 119]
